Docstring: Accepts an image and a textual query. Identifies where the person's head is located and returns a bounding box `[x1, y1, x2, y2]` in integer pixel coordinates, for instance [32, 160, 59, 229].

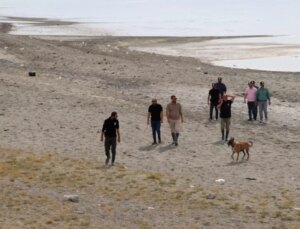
[151, 98, 157, 104]
[260, 81, 265, 88]
[110, 111, 118, 119]
[251, 80, 255, 86]
[218, 77, 222, 83]
[171, 95, 177, 103]
[248, 81, 253, 88]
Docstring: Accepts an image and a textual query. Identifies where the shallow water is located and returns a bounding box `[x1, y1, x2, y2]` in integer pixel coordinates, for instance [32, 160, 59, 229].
[1, 0, 300, 72]
[0, 0, 300, 36]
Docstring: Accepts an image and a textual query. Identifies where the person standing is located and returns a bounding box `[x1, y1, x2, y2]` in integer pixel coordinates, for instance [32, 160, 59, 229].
[208, 83, 220, 121]
[214, 77, 227, 97]
[256, 81, 271, 123]
[166, 95, 183, 146]
[100, 112, 120, 166]
[147, 98, 163, 144]
[218, 95, 235, 141]
[244, 81, 257, 121]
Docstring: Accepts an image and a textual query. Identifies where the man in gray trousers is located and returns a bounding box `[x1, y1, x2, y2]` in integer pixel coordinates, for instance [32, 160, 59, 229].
[256, 81, 271, 123]
[101, 112, 120, 166]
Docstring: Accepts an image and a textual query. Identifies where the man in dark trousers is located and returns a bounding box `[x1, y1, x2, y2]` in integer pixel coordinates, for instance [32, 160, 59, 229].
[208, 83, 220, 121]
[101, 112, 120, 166]
[147, 98, 163, 144]
[218, 95, 235, 142]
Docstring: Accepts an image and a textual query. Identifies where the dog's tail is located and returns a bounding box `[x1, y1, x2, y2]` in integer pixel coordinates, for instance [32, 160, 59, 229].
[248, 141, 253, 147]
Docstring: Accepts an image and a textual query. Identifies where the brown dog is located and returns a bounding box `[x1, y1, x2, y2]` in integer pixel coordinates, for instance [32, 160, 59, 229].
[227, 137, 253, 161]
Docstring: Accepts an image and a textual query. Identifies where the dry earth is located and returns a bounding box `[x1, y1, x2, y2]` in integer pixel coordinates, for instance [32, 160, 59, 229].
[0, 23, 299, 228]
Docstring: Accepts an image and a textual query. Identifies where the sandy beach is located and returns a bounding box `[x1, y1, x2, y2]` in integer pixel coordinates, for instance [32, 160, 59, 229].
[0, 21, 300, 228]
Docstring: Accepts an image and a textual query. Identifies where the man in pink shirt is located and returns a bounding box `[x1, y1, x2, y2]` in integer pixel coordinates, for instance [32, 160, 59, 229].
[244, 81, 257, 121]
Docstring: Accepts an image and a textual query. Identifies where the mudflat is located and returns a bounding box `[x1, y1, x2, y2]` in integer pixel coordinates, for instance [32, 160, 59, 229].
[0, 24, 299, 228]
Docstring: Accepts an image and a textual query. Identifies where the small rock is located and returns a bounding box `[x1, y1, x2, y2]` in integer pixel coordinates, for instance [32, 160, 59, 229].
[28, 71, 36, 77]
[215, 178, 225, 184]
[206, 193, 216, 200]
[204, 71, 208, 74]
[63, 195, 79, 203]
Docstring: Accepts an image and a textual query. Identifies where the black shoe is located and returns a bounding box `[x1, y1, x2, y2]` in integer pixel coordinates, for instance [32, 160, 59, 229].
[175, 142, 178, 146]
[158, 139, 161, 144]
[152, 142, 157, 145]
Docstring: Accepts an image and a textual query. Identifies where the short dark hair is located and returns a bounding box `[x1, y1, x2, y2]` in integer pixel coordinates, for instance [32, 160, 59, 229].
[111, 111, 117, 117]
[171, 95, 176, 99]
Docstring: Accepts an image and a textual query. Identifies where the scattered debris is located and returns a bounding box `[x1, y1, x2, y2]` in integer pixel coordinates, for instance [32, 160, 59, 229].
[28, 71, 36, 77]
[245, 177, 256, 180]
[215, 178, 225, 185]
[206, 193, 216, 199]
[147, 206, 155, 210]
[63, 195, 79, 203]
[204, 71, 208, 74]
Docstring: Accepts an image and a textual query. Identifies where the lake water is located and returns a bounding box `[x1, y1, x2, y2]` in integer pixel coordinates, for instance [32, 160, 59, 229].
[1, 0, 300, 72]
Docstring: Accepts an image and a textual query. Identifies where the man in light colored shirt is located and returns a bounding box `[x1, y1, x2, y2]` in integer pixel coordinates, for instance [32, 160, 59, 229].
[256, 81, 271, 123]
[166, 95, 183, 146]
[244, 81, 257, 121]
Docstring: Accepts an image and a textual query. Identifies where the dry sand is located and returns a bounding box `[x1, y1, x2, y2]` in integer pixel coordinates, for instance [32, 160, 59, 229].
[0, 22, 299, 228]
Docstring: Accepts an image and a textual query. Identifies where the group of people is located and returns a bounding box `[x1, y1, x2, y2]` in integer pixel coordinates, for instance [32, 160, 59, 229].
[101, 77, 271, 166]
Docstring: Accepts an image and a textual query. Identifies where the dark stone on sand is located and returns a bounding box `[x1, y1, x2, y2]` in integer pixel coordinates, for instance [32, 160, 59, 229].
[28, 71, 36, 77]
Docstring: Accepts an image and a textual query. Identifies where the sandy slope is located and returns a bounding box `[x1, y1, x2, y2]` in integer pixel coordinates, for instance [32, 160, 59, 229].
[0, 25, 299, 228]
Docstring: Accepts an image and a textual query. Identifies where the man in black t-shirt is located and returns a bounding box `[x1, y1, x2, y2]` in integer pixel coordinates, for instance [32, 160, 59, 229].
[147, 98, 163, 144]
[101, 112, 120, 166]
[218, 95, 235, 142]
[208, 83, 220, 120]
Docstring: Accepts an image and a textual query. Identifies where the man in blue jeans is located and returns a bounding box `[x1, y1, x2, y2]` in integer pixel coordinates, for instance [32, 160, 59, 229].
[147, 98, 163, 144]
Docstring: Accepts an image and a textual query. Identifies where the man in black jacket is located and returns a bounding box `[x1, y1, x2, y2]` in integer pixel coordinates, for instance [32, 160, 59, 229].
[218, 95, 235, 142]
[101, 112, 120, 166]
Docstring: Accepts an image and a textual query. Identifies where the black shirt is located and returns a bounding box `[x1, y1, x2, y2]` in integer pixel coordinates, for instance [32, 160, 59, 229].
[209, 88, 220, 104]
[148, 104, 163, 121]
[215, 82, 227, 95]
[220, 100, 232, 118]
[102, 117, 119, 137]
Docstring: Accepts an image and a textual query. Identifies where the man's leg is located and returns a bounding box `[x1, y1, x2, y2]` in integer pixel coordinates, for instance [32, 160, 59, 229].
[258, 101, 263, 122]
[111, 137, 117, 165]
[247, 102, 252, 120]
[104, 137, 111, 165]
[225, 118, 231, 141]
[151, 121, 157, 144]
[169, 120, 176, 144]
[221, 118, 225, 140]
[253, 103, 258, 120]
[263, 101, 268, 121]
[174, 120, 181, 146]
[209, 103, 214, 120]
[157, 121, 161, 143]
[214, 104, 219, 120]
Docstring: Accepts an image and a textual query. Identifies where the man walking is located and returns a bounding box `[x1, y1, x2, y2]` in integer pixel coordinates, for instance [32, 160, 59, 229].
[244, 81, 257, 121]
[218, 95, 235, 142]
[147, 98, 163, 144]
[166, 95, 183, 146]
[256, 81, 271, 123]
[215, 77, 227, 97]
[208, 83, 220, 121]
[100, 112, 120, 166]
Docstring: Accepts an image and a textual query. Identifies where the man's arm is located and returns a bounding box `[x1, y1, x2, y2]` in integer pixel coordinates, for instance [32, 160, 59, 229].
[166, 106, 170, 121]
[116, 129, 120, 143]
[267, 89, 271, 105]
[230, 95, 236, 102]
[160, 111, 163, 123]
[179, 105, 184, 123]
[100, 121, 106, 142]
[207, 92, 211, 105]
[244, 90, 247, 103]
[147, 112, 151, 125]
[217, 99, 223, 109]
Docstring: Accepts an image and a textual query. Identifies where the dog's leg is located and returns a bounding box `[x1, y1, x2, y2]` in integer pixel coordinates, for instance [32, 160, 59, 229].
[236, 152, 240, 161]
[231, 149, 235, 160]
[246, 149, 250, 160]
[242, 150, 246, 159]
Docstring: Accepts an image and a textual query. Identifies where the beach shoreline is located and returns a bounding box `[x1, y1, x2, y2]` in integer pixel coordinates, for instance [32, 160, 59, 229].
[0, 22, 299, 228]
